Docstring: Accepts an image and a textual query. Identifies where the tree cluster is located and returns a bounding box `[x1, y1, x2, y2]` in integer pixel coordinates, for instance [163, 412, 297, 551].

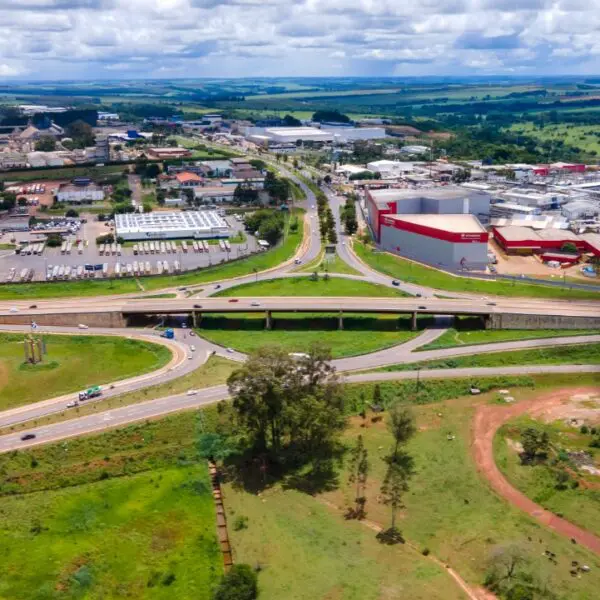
[264, 171, 290, 205]
[340, 195, 358, 235]
[0, 191, 16, 211]
[133, 160, 161, 180]
[34, 136, 56, 152]
[312, 110, 351, 123]
[349, 171, 381, 181]
[244, 209, 285, 246]
[65, 119, 96, 149]
[315, 191, 336, 244]
[233, 183, 259, 205]
[226, 346, 345, 459]
[520, 427, 550, 464]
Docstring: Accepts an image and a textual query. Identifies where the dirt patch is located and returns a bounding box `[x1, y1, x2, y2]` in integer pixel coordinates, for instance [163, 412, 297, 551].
[472, 386, 600, 555]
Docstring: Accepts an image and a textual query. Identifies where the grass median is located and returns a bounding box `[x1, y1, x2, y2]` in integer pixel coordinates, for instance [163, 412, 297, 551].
[0, 333, 172, 412]
[367, 342, 600, 373]
[354, 240, 600, 300]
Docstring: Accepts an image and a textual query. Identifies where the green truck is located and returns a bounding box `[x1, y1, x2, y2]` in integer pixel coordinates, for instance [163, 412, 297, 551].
[78, 385, 102, 401]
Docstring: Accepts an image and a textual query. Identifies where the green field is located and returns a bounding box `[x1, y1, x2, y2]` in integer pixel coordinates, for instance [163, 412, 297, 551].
[216, 276, 406, 297]
[0, 333, 171, 411]
[197, 314, 421, 358]
[369, 342, 600, 373]
[0, 164, 127, 183]
[0, 416, 221, 599]
[298, 251, 361, 275]
[354, 241, 600, 300]
[418, 325, 600, 351]
[496, 413, 600, 537]
[509, 121, 600, 155]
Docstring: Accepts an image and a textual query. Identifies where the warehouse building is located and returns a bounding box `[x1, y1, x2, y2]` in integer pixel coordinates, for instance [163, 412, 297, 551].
[366, 187, 491, 241]
[56, 183, 105, 203]
[380, 214, 489, 270]
[115, 211, 229, 241]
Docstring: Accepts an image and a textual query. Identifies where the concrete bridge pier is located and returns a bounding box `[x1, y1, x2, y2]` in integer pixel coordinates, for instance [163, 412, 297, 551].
[338, 310, 344, 331]
[265, 310, 273, 330]
[411, 311, 418, 331]
[192, 311, 201, 328]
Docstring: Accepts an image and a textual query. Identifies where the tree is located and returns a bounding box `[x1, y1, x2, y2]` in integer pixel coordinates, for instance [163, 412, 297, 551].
[249, 158, 267, 171]
[35, 136, 56, 152]
[45, 233, 63, 248]
[213, 564, 258, 600]
[66, 119, 95, 148]
[142, 202, 152, 213]
[372, 384, 382, 408]
[484, 544, 535, 598]
[65, 208, 79, 218]
[520, 427, 549, 464]
[377, 406, 415, 543]
[197, 432, 237, 463]
[283, 114, 302, 127]
[312, 110, 350, 123]
[561, 242, 578, 254]
[227, 345, 344, 459]
[347, 435, 369, 519]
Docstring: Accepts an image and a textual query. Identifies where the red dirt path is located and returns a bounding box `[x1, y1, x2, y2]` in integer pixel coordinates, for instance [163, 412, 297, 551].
[472, 387, 600, 555]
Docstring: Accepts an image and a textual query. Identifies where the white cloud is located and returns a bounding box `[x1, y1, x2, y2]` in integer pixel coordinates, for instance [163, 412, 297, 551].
[0, 0, 598, 78]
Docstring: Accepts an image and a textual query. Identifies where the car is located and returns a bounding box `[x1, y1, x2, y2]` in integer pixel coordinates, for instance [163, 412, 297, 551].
[226, 347, 234, 353]
[228, 299, 239, 303]
[294, 259, 301, 265]
[214, 284, 221, 289]
[181, 323, 187, 329]
[188, 355, 193, 360]
[20, 433, 36, 441]
[489, 265, 497, 273]
[177, 287, 187, 291]
[391, 280, 400, 286]
[190, 345, 196, 352]
[66, 401, 79, 408]
[193, 304, 202, 309]
[9, 307, 19, 313]
[418, 305, 427, 310]
[78, 324, 89, 329]
[415, 293, 422, 297]
[189, 331, 196, 336]
[251, 302, 260, 307]
[487, 302, 497, 306]
[186, 389, 198, 396]
[29, 304, 37, 309]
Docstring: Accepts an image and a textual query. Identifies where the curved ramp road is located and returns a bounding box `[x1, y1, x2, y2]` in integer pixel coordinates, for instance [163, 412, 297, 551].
[473, 387, 600, 555]
[1, 364, 599, 455]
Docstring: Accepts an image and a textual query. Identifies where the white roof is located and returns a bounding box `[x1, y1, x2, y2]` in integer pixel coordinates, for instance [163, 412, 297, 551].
[115, 211, 228, 235]
[266, 127, 328, 137]
[388, 213, 486, 233]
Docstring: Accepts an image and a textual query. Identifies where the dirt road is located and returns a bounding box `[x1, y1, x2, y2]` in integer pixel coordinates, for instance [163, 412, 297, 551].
[472, 387, 600, 555]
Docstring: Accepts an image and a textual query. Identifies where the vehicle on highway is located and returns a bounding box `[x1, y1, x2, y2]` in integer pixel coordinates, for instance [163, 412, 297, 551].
[29, 304, 37, 309]
[190, 345, 196, 352]
[66, 401, 79, 408]
[487, 302, 497, 306]
[78, 324, 89, 329]
[188, 355, 193, 360]
[228, 299, 239, 303]
[193, 304, 202, 308]
[9, 307, 19, 313]
[187, 389, 198, 396]
[391, 280, 400, 286]
[161, 328, 175, 339]
[78, 385, 102, 401]
[294, 259, 301, 264]
[251, 302, 260, 307]
[20, 433, 36, 441]
[214, 284, 221, 289]
[418, 305, 427, 310]
[226, 347, 234, 353]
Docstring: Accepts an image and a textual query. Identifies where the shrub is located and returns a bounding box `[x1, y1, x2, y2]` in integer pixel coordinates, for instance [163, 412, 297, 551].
[233, 516, 248, 531]
[213, 563, 258, 600]
[580, 425, 589, 434]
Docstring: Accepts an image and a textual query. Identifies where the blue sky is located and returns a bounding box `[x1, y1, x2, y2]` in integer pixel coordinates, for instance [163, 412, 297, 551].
[0, 0, 599, 79]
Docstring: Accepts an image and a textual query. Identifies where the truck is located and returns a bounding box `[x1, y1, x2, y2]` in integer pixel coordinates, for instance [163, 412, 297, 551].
[161, 328, 175, 340]
[78, 385, 102, 401]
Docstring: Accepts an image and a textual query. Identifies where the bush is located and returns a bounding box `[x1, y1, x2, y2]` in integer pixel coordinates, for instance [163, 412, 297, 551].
[233, 515, 248, 531]
[580, 425, 589, 434]
[96, 233, 115, 245]
[45, 233, 63, 248]
[213, 564, 258, 600]
[65, 208, 79, 218]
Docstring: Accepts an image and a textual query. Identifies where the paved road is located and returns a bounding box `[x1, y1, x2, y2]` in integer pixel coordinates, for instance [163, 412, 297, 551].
[1, 363, 598, 454]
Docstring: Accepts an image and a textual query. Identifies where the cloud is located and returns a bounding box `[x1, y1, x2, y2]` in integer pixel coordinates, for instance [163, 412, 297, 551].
[0, 0, 597, 78]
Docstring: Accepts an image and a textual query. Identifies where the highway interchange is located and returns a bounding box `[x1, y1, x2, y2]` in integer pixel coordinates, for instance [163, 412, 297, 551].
[0, 161, 598, 453]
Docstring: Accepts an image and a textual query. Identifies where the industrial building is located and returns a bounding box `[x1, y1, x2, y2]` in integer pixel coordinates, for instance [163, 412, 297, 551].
[366, 187, 491, 241]
[56, 183, 105, 203]
[244, 125, 385, 146]
[115, 211, 229, 241]
[193, 187, 236, 203]
[380, 214, 489, 270]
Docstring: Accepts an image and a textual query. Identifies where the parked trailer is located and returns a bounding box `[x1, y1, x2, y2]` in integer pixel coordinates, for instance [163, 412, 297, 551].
[65, 241, 71, 255]
[116, 244, 122, 256]
[51, 265, 60, 280]
[57, 265, 65, 279]
[102, 263, 109, 277]
[192, 241, 200, 253]
[99, 244, 104, 256]
[6, 268, 15, 282]
[70, 267, 78, 280]
[19, 268, 29, 282]
[145, 261, 151, 275]
[126, 263, 133, 277]
[76, 265, 84, 279]
[133, 261, 139, 275]
[149, 242, 155, 254]
[224, 240, 231, 251]
[160, 242, 166, 254]
[78, 241, 83, 255]
[181, 241, 188, 253]
[218, 240, 225, 251]
[171, 242, 178, 253]
[133, 244, 138, 256]
[156, 261, 163, 275]
[202, 240, 209, 252]
[173, 260, 181, 273]
[65, 265, 72, 279]
[111, 243, 117, 255]
[163, 260, 170, 274]
[114, 262, 121, 277]
[26, 269, 34, 282]
[60, 241, 67, 254]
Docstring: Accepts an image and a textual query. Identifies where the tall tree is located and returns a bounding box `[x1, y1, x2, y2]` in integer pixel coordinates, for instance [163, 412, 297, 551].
[387, 405, 416, 463]
[347, 435, 369, 519]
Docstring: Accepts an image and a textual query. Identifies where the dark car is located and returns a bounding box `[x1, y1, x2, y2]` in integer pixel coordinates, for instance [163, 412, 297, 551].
[29, 304, 37, 309]
[214, 284, 221, 289]
[228, 299, 239, 303]
[20, 433, 36, 441]
[193, 304, 202, 309]
[418, 305, 427, 310]
[391, 280, 400, 286]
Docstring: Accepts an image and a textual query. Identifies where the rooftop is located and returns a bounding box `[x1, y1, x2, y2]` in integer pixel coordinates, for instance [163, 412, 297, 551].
[388, 214, 486, 233]
[369, 186, 487, 207]
[115, 210, 228, 234]
[175, 172, 203, 183]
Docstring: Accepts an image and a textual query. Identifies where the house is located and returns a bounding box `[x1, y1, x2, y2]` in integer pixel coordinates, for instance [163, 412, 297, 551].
[175, 172, 203, 188]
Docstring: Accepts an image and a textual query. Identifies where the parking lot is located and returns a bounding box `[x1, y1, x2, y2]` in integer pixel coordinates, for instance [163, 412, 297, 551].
[0, 215, 259, 282]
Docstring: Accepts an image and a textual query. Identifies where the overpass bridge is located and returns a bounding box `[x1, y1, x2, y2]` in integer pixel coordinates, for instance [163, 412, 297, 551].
[1, 296, 600, 330]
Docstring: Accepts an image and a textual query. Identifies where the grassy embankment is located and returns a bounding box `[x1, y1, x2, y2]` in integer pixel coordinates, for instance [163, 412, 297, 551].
[368, 342, 600, 373]
[0, 333, 172, 411]
[298, 251, 361, 275]
[0, 164, 127, 183]
[7, 374, 597, 599]
[0, 209, 304, 300]
[496, 413, 600, 538]
[198, 277, 418, 358]
[0, 416, 221, 600]
[417, 319, 600, 350]
[354, 240, 600, 300]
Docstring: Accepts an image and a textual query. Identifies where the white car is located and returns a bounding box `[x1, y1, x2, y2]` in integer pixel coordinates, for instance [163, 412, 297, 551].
[226, 347, 234, 353]
[66, 401, 79, 408]
[188, 355, 193, 360]
[186, 389, 198, 396]
[78, 324, 89, 329]
[190, 345, 196, 352]
[9, 307, 19, 313]
[251, 302, 260, 307]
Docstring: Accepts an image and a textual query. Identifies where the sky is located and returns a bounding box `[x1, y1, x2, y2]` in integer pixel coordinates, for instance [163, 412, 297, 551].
[1, 0, 600, 80]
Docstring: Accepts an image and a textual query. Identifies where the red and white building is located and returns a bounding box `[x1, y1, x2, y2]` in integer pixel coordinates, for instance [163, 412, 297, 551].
[380, 214, 489, 270]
